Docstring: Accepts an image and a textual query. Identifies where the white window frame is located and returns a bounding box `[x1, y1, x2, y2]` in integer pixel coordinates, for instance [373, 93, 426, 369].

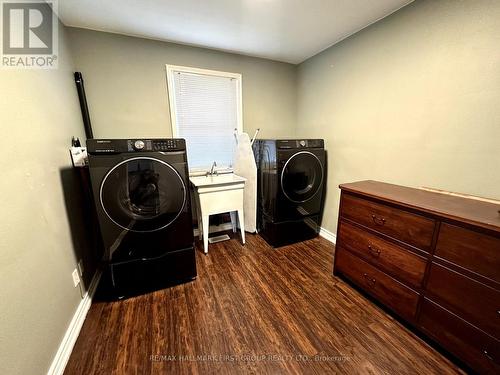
[165, 64, 243, 174]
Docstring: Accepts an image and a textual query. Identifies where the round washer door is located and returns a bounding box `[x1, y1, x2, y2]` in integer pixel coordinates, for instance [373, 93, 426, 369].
[100, 157, 186, 232]
[281, 151, 324, 203]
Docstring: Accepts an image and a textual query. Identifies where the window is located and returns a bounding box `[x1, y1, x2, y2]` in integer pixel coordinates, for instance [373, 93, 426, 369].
[166, 65, 242, 172]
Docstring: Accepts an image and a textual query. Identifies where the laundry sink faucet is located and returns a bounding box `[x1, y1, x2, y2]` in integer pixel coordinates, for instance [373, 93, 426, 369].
[207, 161, 217, 176]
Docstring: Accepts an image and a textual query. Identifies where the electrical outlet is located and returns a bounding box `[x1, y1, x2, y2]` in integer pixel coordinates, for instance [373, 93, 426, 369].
[77, 260, 84, 276]
[72, 268, 80, 287]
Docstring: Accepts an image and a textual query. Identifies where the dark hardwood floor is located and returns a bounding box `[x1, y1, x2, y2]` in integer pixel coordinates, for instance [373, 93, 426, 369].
[64, 232, 464, 375]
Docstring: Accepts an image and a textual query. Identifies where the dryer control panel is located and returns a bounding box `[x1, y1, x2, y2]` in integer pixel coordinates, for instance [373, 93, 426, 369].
[87, 138, 186, 154]
[276, 139, 324, 149]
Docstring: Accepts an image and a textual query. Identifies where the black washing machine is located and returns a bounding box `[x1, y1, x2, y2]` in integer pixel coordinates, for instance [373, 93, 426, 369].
[87, 138, 196, 297]
[253, 139, 326, 247]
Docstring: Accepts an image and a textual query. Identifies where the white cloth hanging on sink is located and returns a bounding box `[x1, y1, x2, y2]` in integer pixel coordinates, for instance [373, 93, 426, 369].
[232, 132, 257, 233]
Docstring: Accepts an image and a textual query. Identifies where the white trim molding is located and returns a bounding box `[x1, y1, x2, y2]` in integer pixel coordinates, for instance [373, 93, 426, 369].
[419, 186, 500, 205]
[47, 271, 102, 375]
[319, 227, 337, 244]
[194, 224, 336, 243]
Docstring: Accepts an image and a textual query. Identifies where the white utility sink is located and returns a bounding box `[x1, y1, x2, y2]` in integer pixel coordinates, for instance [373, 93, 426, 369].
[189, 173, 246, 187]
[189, 173, 247, 254]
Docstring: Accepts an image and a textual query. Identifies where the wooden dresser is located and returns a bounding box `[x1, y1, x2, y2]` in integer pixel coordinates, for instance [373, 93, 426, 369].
[334, 180, 500, 374]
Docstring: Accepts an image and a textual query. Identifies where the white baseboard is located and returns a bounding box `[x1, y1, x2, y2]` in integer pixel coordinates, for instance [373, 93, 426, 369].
[193, 222, 234, 237]
[47, 270, 101, 375]
[319, 227, 337, 244]
[194, 223, 336, 244]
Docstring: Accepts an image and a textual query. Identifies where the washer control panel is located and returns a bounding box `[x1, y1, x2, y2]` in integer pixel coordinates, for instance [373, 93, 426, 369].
[152, 139, 183, 151]
[127, 139, 153, 151]
[87, 139, 186, 154]
[134, 140, 145, 150]
[127, 139, 186, 152]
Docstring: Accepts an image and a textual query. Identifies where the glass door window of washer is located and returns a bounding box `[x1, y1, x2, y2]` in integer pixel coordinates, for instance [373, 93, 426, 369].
[100, 157, 187, 232]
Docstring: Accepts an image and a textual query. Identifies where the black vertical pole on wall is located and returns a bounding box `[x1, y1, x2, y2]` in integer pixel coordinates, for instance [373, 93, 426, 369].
[74, 72, 94, 139]
[72, 73, 104, 282]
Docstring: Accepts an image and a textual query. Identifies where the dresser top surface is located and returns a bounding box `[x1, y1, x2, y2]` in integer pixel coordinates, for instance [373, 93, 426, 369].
[339, 180, 500, 233]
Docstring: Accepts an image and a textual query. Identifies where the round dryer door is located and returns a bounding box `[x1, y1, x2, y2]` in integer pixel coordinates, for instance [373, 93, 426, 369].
[100, 157, 186, 232]
[281, 151, 324, 203]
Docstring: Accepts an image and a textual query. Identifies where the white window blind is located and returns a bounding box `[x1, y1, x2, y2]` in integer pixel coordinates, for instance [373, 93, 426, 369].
[168, 67, 242, 170]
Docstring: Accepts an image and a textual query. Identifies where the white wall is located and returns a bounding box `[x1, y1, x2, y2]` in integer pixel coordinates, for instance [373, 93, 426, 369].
[296, 0, 500, 233]
[0, 23, 87, 374]
[66, 28, 298, 140]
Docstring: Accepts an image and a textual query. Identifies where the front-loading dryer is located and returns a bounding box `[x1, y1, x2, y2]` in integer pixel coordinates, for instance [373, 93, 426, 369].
[253, 139, 326, 247]
[87, 138, 196, 297]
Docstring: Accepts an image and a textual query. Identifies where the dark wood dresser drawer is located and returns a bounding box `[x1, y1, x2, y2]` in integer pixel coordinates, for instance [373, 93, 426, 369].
[338, 220, 427, 287]
[419, 298, 500, 374]
[335, 248, 419, 321]
[341, 193, 435, 251]
[336, 181, 500, 373]
[435, 223, 500, 284]
[426, 263, 500, 339]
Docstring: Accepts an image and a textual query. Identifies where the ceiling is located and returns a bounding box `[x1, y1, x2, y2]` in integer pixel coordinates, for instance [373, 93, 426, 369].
[59, 0, 413, 64]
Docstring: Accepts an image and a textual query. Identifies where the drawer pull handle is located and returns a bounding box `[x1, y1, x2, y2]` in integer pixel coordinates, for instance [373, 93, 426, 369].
[363, 273, 376, 286]
[371, 215, 386, 226]
[368, 245, 381, 257]
[483, 350, 495, 363]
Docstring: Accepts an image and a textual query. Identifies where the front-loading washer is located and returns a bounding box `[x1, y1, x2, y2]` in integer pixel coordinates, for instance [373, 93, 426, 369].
[87, 138, 196, 297]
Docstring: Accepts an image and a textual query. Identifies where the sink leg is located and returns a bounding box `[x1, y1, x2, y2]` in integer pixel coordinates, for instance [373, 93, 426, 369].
[230, 212, 237, 233]
[237, 209, 245, 245]
[202, 215, 209, 254]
